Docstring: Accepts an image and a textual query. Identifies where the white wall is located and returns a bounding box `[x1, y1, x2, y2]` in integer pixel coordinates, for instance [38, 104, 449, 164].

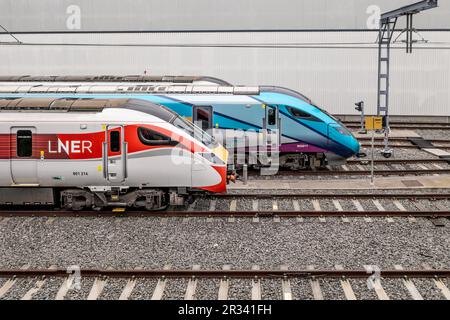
[1, 0, 449, 31]
[0, 31, 449, 115]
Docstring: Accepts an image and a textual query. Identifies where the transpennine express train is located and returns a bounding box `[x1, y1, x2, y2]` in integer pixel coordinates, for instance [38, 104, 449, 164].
[0, 77, 360, 170]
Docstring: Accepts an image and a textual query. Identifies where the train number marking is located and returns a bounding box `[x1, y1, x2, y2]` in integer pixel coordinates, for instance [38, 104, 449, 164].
[73, 172, 89, 176]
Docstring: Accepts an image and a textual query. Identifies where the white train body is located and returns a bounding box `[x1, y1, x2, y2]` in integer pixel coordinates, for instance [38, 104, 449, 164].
[0, 98, 228, 210]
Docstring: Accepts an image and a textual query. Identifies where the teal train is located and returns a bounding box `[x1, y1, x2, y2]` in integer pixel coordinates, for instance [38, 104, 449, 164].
[0, 78, 360, 169]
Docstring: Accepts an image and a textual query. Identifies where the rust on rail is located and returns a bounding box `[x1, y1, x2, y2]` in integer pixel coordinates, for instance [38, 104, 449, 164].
[0, 268, 449, 279]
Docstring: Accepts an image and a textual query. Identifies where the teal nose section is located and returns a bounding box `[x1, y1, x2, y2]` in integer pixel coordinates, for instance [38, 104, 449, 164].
[351, 137, 361, 154]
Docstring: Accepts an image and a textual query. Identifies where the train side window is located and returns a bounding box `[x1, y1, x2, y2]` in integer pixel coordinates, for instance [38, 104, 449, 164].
[193, 106, 213, 131]
[110, 131, 121, 152]
[267, 107, 277, 126]
[138, 127, 176, 146]
[287, 106, 318, 121]
[17, 130, 32, 157]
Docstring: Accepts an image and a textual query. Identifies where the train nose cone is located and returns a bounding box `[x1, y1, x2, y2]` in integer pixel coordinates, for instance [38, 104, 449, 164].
[351, 137, 361, 155]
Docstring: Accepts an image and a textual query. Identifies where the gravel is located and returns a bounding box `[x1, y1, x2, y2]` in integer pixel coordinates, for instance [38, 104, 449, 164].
[380, 279, 413, 300]
[63, 277, 95, 300]
[128, 279, 158, 300]
[31, 277, 64, 300]
[290, 279, 314, 300]
[0, 278, 37, 300]
[162, 279, 189, 300]
[320, 279, 346, 300]
[0, 216, 448, 271]
[413, 279, 446, 300]
[260, 279, 283, 300]
[98, 278, 130, 300]
[415, 129, 450, 141]
[348, 279, 380, 300]
[227, 279, 252, 300]
[195, 278, 220, 300]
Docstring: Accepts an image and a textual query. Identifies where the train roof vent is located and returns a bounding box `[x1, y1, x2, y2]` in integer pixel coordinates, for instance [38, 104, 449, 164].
[74, 86, 92, 92]
[57, 86, 78, 93]
[192, 86, 218, 94]
[28, 86, 50, 93]
[88, 86, 120, 93]
[0, 76, 24, 81]
[233, 86, 259, 95]
[69, 99, 109, 112]
[0, 98, 130, 112]
[30, 76, 57, 81]
[122, 75, 145, 81]
[0, 98, 21, 109]
[167, 86, 187, 93]
[0, 98, 66, 111]
[217, 86, 234, 94]
[49, 99, 76, 111]
[59, 76, 93, 81]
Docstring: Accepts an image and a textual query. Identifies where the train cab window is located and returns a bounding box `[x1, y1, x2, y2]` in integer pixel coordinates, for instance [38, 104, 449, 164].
[110, 131, 121, 152]
[287, 106, 318, 121]
[138, 127, 176, 146]
[193, 106, 213, 131]
[17, 130, 32, 157]
[267, 106, 277, 126]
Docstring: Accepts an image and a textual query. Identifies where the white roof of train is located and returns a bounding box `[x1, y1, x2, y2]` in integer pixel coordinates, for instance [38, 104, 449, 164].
[0, 75, 232, 86]
[0, 84, 260, 95]
[0, 98, 172, 124]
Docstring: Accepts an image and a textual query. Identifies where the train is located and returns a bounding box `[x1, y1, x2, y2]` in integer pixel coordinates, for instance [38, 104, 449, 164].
[0, 97, 229, 210]
[0, 77, 361, 170]
[0, 75, 232, 87]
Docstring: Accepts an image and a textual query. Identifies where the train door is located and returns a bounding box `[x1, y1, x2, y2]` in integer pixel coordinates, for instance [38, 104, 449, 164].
[10, 127, 38, 185]
[193, 106, 213, 131]
[264, 105, 280, 149]
[104, 125, 127, 183]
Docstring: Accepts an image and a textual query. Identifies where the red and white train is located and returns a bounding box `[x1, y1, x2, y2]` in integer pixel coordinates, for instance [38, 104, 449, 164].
[0, 97, 228, 210]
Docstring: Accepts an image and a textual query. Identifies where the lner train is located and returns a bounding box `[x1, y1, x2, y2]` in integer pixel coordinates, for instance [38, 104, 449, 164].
[0, 84, 360, 169]
[0, 98, 228, 210]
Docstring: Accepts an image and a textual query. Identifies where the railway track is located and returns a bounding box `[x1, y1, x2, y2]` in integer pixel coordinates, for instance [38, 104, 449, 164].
[246, 158, 450, 179]
[0, 209, 448, 218]
[356, 137, 450, 149]
[357, 137, 450, 144]
[1, 267, 449, 300]
[345, 122, 450, 131]
[2, 191, 450, 218]
[1, 267, 449, 279]
[250, 168, 450, 178]
[359, 143, 450, 149]
[347, 158, 449, 164]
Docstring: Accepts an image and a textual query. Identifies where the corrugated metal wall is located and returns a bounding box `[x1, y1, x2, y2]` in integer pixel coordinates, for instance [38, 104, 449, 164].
[1, 0, 450, 31]
[0, 1, 449, 115]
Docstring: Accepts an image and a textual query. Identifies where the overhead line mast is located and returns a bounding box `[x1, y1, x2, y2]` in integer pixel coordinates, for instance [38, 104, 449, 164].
[376, 0, 438, 158]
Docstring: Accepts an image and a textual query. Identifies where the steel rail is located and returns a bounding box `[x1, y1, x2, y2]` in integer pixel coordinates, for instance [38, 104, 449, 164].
[0, 209, 449, 218]
[211, 192, 450, 199]
[346, 123, 450, 130]
[0, 268, 448, 279]
[359, 143, 450, 148]
[347, 158, 449, 164]
[357, 137, 450, 144]
[250, 168, 450, 177]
